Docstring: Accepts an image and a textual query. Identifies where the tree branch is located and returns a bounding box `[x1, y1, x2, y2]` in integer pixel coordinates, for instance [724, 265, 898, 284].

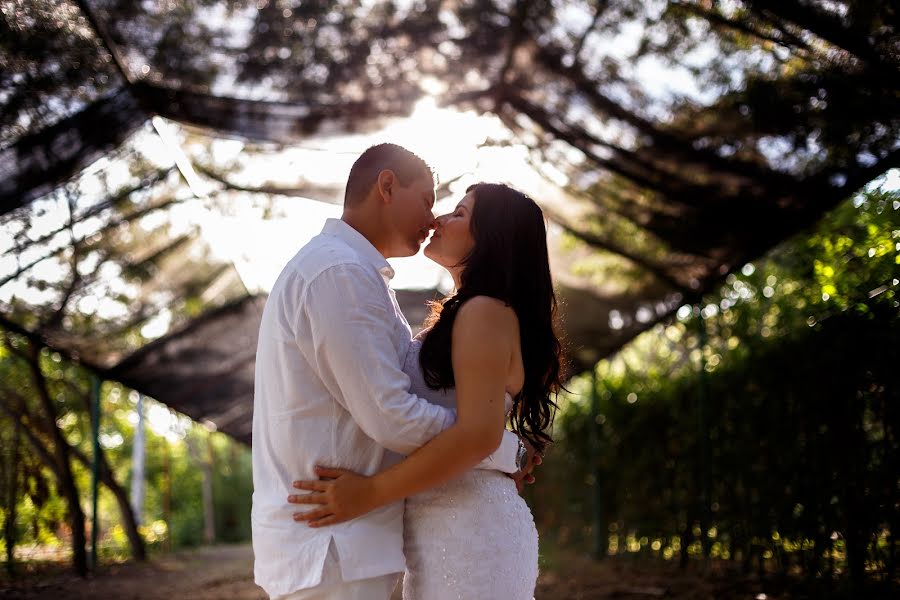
[0, 315, 109, 375]
[543, 206, 690, 293]
[574, 1, 608, 61]
[195, 163, 343, 203]
[503, 92, 708, 201]
[749, 0, 892, 71]
[672, 2, 812, 54]
[531, 44, 800, 188]
[4, 167, 176, 256]
[0, 195, 187, 290]
[0, 391, 61, 479]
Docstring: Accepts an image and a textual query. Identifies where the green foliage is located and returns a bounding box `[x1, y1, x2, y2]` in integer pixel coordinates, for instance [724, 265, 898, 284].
[120, 397, 253, 552]
[535, 182, 899, 588]
[0, 370, 254, 565]
[212, 436, 253, 544]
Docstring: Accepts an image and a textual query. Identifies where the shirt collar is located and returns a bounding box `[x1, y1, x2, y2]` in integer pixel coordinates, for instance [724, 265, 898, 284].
[321, 218, 395, 280]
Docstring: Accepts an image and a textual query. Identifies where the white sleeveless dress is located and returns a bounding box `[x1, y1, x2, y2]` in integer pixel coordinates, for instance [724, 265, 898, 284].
[400, 339, 539, 600]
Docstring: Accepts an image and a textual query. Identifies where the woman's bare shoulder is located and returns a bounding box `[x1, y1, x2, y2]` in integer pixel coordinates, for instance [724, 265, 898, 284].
[455, 295, 518, 332]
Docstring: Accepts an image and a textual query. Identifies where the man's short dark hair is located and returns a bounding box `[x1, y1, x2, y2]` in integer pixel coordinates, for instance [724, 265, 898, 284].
[344, 143, 435, 207]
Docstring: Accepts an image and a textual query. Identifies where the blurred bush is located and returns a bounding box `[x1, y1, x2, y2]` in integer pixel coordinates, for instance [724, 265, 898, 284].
[533, 183, 899, 591]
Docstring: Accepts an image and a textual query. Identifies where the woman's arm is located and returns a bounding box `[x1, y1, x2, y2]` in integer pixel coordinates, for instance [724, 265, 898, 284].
[288, 296, 517, 527]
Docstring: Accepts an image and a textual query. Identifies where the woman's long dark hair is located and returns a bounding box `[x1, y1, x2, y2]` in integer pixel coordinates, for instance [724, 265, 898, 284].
[419, 183, 563, 453]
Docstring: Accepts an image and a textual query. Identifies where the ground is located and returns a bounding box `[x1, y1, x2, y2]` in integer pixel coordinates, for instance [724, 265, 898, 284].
[0, 545, 262, 600]
[0, 543, 881, 599]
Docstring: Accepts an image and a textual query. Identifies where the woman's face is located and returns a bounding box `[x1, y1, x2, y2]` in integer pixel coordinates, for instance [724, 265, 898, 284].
[424, 191, 476, 270]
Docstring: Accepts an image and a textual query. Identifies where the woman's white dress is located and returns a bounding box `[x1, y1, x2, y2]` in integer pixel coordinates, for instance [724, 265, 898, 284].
[400, 339, 539, 600]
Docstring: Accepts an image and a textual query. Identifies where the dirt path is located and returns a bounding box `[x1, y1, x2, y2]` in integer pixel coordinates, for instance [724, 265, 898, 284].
[0, 543, 848, 599]
[1, 545, 265, 600]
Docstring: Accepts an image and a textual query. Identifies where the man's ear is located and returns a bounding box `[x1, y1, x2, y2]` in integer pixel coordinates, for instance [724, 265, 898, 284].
[376, 169, 396, 204]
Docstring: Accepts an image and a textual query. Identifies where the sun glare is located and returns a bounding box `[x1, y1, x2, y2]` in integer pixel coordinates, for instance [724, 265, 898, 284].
[196, 96, 547, 294]
[0, 97, 558, 314]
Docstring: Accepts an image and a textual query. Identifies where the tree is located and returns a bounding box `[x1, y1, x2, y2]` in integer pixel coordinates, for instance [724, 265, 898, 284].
[0, 130, 244, 573]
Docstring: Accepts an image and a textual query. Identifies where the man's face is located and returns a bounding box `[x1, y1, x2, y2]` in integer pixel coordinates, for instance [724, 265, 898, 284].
[386, 173, 436, 257]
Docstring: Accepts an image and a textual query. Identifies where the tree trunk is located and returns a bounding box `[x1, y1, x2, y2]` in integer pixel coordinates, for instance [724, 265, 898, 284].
[4, 418, 20, 575]
[58, 463, 88, 576]
[679, 514, 694, 570]
[187, 431, 216, 546]
[844, 513, 868, 592]
[2, 382, 147, 565]
[103, 466, 147, 561]
[70, 447, 146, 561]
[202, 434, 215, 545]
[26, 345, 88, 576]
[74, 382, 147, 561]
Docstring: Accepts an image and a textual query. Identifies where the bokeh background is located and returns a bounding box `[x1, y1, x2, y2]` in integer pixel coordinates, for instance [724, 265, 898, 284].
[1, 1, 898, 598]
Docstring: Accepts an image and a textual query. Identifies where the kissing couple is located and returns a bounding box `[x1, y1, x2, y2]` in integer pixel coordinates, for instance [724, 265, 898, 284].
[252, 143, 563, 599]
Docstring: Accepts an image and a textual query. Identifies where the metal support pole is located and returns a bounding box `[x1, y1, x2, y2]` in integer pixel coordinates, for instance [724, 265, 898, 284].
[590, 367, 605, 559]
[90, 376, 101, 570]
[163, 439, 172, 552]
[131, 393, 145, 525]
[202, 431, 216, 545]
[697, 305, 712, 562]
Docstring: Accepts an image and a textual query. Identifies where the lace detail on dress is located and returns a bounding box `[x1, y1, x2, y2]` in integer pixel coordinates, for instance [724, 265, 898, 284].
[400, 340, 538, 600]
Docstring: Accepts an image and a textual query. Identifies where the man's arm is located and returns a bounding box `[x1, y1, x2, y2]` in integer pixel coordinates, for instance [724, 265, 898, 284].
[302, 263, 456, 456]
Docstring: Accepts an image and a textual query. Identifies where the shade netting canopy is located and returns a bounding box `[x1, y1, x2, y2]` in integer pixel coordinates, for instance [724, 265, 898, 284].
[2, 0, 897, 442]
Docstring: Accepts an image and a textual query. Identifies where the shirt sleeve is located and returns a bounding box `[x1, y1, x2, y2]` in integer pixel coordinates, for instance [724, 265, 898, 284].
[300, 263, 456, 456]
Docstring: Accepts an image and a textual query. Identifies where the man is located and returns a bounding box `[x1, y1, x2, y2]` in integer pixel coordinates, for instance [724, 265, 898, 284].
[252, 143, 534, 600]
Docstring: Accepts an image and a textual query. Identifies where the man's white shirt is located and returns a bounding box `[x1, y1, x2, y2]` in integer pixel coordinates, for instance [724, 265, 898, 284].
[252, 218, 520, 598]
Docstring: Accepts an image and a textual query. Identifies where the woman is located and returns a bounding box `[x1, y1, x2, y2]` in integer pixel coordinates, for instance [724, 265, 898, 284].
[288, 183, 563, 599]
